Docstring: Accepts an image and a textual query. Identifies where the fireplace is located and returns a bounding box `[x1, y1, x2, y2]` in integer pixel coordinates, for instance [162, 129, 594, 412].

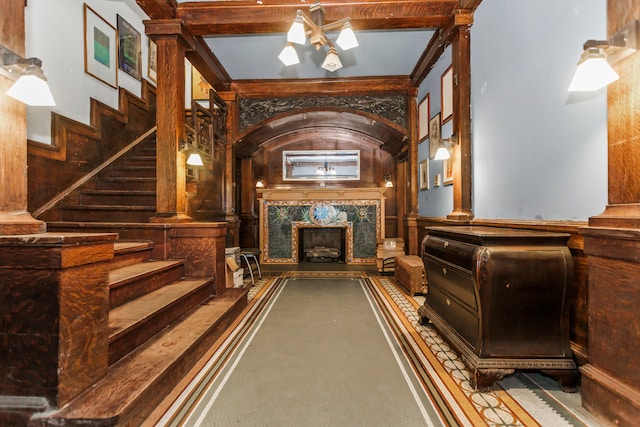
[299, 226, 346, 262]
[257, 187, 389, 264]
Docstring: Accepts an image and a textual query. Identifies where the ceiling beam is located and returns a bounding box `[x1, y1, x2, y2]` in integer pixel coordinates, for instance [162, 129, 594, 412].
[135, 0, 177, 19]
[176, 0, 459, 35]
[410, 8, 474, 86]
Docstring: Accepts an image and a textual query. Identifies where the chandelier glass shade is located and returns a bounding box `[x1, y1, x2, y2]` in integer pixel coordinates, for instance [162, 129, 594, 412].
[279, 3, 358, 72]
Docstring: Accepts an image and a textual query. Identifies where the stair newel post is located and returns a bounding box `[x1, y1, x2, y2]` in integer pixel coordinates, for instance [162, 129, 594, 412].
[0, 0, 46, 235]
[145, 20, 193, 223]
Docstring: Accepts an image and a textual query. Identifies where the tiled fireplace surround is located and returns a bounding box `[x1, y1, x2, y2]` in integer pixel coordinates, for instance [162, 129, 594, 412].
[257, 188, 389, 264]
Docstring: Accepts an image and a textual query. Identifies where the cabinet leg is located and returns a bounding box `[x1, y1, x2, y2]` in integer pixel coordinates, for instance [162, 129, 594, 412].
[417, 305, 430, 325]
[472, 368, 516, 391]
[540, 369, 579, 393]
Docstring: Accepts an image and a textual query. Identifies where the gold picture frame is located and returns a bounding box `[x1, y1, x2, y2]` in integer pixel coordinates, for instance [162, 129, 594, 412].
[420, 159, 430, 190]
[441, 65, 453, 124]
[117, 14, 142, 80]
[429, 113, 441, 159]
[148, 39, 157, 83]
[192, 67, 213, 100]
[83, 4, 117, 88]
[418, 93, 430, 142]
[443, 156, 453, 185]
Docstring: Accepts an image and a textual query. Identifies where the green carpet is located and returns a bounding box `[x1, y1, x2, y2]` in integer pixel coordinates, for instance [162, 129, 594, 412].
[160, 277, 445, 426]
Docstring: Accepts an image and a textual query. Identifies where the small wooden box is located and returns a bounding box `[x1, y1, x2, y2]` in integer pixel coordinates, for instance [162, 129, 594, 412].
[394, 255, 427, 296]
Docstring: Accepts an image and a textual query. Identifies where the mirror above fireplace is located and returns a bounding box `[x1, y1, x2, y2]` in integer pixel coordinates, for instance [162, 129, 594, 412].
[283, 150, 360, 181]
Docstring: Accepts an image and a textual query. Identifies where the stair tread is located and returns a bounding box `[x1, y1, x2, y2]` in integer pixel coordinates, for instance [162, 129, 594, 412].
[113, 240, 154, 253]
[110, 260, 184, 287]
[63, 205, 155, 210]
[40, 290, 247, 421]
[109, 277, 212, 341]
[82, 189, 156, 195]
[104, 176, 156, 181]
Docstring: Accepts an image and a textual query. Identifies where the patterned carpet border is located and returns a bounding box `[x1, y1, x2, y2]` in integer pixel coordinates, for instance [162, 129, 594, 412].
[154, 274, 596, 427]
[369, 276, 596, 427]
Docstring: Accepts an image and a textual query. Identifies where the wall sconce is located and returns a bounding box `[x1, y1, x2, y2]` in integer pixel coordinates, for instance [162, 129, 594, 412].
[384, 175, 393, 188]
[256, 176, 265, 188]
[0, 44, 55, 106]
[568, 20, 639, 92]
[434, 136, 457, 161]
[186, 153, 204, 166]
[181, 142, 204, 166]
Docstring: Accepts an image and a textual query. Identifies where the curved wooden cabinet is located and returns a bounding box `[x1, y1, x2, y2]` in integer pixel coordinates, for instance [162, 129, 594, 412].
[418, 226, 578, 391]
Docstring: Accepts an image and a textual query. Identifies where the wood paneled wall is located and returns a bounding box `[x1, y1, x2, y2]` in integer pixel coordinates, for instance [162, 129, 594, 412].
[27, 82, 157, 215]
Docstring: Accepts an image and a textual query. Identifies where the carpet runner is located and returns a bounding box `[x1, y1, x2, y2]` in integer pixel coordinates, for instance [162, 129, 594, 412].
[150, 273, 601, 427]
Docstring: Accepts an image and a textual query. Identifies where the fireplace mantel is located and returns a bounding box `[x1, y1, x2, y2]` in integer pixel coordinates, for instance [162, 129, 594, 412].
[257, 187, 389, 201]
[257, 187, 389, 264]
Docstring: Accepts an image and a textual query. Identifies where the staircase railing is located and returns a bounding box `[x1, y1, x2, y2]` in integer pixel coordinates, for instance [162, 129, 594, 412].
[33, 126, 157, 218]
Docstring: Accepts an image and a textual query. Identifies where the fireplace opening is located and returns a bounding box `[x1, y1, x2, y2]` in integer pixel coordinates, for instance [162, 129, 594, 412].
[299, 227, 346, 263]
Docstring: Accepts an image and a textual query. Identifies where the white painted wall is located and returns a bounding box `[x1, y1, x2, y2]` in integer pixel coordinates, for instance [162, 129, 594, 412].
[24, 0, 150, 144]
[418, 0, 608, 221]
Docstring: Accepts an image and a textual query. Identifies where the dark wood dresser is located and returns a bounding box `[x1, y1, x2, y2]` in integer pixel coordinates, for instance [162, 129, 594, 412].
[418, 226, 577, 391]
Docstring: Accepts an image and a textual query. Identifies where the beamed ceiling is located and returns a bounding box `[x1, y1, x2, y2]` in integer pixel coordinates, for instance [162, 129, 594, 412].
[138, 0, 482, 86]
[137, 0, 481, 154]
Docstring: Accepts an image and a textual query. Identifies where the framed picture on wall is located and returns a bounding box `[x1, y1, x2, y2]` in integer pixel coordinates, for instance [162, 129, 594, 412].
[441, 65, 453, 123]
[419, 160, 430, 190]
[83, 4, 118, 88]
[117, 15, 142, 80]
[192, 67, 213, 100]
[148, 39, 157, 83]
[443, 156, 453, 185]
[418, 94, 430, 142]
[429, 113, 441, 159]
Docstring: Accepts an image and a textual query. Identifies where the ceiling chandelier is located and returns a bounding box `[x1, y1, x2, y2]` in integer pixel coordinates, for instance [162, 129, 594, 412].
[278, 3, 359, 72]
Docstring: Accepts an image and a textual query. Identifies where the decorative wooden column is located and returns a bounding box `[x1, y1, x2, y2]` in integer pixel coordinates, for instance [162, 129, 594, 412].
[406, 88, 420, 255]
[219, 91, 240, 246]
[0, 0, 45, 235]
[145, 20, 193, 223]
[447, 11, 474, 222]
[580, 2, 640, 425]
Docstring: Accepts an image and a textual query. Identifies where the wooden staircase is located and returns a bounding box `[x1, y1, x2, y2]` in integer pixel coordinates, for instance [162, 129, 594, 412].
[57, 136, 157, 223]
[30, 240, 247, 426]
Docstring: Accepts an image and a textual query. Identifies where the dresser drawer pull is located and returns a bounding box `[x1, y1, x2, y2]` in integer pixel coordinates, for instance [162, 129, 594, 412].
[444, 241, 449, 248]
[442, 267, 447, 275]
[446, 298, 451, 306]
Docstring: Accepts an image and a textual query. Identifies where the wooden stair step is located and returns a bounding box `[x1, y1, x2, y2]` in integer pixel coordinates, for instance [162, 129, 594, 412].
[97, 177, 156, 191]
[111, 240, 154, 270]
[109, 260, 185, 308]
[108, 277, 213, 365]
[31, 289, 248, 427]
[60, 205, 155, 223]
[80, 190, 156, 206]
[108, 165, 156, 177]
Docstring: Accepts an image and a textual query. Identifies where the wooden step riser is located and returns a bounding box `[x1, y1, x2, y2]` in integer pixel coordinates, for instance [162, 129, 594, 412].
[61, 209, 155, 223]
[115, 158, 155, 167]
[112, 295, 248, 427]
[110, 249, 153, 271]
[81, 193, 156, 206]
[107, 167, 156, 178]
[108, 284, 212, 365]
[96, 179, 156, 192]
[31, 291, 248, 427]
[110, 266, 185, 308]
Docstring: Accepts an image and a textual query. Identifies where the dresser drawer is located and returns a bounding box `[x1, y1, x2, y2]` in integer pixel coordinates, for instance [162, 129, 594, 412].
[428, 285, 479, 348]
[424, 255, 478, 311]
[423, 235, 477, 271]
